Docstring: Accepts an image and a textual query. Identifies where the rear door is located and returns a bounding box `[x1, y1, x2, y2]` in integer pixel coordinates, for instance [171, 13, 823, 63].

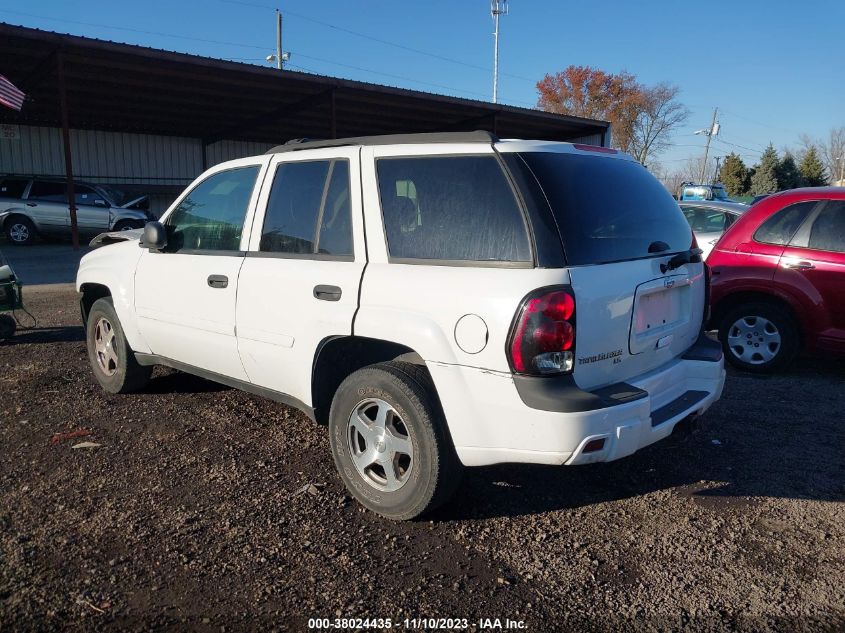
[26, 180, 70, 232]
[134, 159, 267, 380]
[235, 147, 366, 403]
[776, 199, 845, 352]
[519, 151, 704, 390]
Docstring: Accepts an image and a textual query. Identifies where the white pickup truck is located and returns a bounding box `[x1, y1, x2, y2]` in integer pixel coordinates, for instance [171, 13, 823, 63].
[76, 132, 725, 520]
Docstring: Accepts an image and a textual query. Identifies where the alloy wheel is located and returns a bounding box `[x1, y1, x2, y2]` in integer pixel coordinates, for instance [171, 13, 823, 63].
[9, 222, 30, 243]
[93, 317, 119, 376]
[347, 398, 414, 492]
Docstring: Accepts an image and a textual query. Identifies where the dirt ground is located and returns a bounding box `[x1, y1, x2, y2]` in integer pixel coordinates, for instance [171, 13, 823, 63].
[1, 285, 843, 632]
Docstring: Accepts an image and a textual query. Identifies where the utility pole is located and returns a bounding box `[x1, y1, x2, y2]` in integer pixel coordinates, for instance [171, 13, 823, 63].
[491, 1, 508, 104]
[713, 156, 722, 184]
[276, 9, 283, 69]
[697, 107, 719, 183]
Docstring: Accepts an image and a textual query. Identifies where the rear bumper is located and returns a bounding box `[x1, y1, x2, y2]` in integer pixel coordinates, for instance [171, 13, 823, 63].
[430, 338, 725, 467]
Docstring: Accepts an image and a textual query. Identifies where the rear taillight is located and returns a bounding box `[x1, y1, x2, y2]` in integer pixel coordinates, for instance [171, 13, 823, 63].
[508, 287, 576, 375]
[703, 261, 712, 325]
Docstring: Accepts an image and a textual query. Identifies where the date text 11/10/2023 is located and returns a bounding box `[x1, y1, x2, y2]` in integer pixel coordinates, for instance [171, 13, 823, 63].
[307, 617, 527, 630]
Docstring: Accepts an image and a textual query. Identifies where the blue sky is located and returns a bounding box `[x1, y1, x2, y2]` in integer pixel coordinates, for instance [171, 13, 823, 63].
[1, 0, 843, 174]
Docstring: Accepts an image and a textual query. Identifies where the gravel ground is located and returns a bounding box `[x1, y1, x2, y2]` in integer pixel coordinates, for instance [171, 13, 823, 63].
[1, 286, 843, 632]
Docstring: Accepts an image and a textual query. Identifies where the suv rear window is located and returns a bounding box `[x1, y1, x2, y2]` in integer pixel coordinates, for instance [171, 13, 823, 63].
[519, 152, 692, 265]
[376, 155, 530, 263]
[0, 178, 28, 199]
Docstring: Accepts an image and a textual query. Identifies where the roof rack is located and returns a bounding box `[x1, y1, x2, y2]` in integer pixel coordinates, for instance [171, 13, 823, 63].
[265, 130, 499, 155]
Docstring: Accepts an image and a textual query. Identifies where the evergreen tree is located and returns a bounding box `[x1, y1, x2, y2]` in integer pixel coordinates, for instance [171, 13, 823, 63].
[750, 144, 780, 195]
[718, 152, 750, 196]
[798, 146, 828, 186]
[776, 152, 801, 190]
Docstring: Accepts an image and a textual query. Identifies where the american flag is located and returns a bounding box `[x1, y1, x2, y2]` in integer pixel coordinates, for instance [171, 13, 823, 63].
[0, 74, 25, 111]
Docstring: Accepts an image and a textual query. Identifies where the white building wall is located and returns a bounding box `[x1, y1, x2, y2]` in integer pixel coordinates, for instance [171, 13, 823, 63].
[0, 125, 274, 187]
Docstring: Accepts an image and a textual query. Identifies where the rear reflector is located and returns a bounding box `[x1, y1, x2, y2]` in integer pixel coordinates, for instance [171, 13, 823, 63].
[583, 438, 606, 453]
[573, 144, 618, 154]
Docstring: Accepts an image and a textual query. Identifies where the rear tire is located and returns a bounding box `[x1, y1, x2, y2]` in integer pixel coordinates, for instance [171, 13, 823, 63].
[5, 216, 36, 245]
[86, 297, 151, 393]
[718, 302, 798, 373]
[328, 361, 462, 520]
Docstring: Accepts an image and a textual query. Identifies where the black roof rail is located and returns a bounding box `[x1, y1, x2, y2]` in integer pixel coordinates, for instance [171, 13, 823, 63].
[265, 130, 499, 154]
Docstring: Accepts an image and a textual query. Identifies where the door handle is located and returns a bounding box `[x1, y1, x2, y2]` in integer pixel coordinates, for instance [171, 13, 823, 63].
[207, 274, 229, 288]
[26, 202, 37, 207]
[782, 260, 815, 270]
[313, 284, 342, 301]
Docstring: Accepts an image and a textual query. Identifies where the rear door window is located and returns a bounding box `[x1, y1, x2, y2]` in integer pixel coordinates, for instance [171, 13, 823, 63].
[376, 155, 530, 263]
[29, 181, 67, 202]
[806, 201, 845, 253]
[753, 201, 817, 246]
[260, 159, 353, 257]
[0, 178, 29, 199]
[520, 152, 692, 265]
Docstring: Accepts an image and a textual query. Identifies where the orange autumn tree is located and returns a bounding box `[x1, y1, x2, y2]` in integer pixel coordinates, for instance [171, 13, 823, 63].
[536, 65, 645, 158]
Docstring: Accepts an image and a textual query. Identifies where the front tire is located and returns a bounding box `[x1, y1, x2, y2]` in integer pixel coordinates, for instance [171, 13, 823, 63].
[718, 302, 798, 372]
[113, 219, 144, 231]
[86, 297, 151, 393]
[328, 361, 462, 520]
[5, 216, 36, 245]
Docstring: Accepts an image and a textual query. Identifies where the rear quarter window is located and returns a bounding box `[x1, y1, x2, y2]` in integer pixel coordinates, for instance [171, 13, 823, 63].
[753, 201, 817, 246]
[376, 155, 531, 263]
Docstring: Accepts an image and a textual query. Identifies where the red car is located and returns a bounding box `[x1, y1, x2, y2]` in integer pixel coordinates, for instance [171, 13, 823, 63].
[708, 187, 845, 372]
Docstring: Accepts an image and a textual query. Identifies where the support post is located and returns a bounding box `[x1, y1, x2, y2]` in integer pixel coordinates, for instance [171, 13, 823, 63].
[330, 89, 337, 139]
[56, 49, 79, 250]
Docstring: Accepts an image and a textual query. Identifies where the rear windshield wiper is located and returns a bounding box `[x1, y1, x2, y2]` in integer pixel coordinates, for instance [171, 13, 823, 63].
[661, 248, 704, 273]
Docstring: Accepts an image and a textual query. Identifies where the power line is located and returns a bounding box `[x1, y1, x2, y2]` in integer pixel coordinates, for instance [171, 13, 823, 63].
[713, 137, 765, 155]
[0, 9, 267, 50]
[217, 0, 538, 84]
[0, 8, 537, 106]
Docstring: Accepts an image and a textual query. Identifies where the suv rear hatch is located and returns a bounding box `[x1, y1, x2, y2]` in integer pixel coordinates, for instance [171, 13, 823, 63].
[518, 150, 705, 391]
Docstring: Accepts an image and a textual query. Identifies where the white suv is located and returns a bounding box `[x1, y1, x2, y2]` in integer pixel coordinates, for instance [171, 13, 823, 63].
[76, 132, 725, 520]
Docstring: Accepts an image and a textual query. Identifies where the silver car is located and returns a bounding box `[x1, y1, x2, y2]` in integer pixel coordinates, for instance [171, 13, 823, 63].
[679, 200, 749, 259]
[0, 176, 152, 245]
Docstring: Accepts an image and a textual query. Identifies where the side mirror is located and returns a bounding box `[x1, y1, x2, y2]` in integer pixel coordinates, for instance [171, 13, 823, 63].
[141, 221, 167, 251]
[93, 199, 108, 207]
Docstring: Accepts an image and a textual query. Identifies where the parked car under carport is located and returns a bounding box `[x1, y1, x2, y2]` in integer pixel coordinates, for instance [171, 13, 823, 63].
[0, 176, 153, 245]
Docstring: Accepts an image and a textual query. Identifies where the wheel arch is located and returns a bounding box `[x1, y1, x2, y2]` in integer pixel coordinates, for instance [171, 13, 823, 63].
[712, 290, 803, 341]
[79, 282, 112, 325]
[311, 335, 426, 425]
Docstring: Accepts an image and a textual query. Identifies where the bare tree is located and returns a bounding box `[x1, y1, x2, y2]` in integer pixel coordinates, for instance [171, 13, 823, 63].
[820, 127, 845, 183]
[629, 83, 690, 166]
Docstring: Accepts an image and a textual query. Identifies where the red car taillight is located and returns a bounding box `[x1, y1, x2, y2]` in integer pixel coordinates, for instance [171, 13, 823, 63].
[508, 287, 576, 375]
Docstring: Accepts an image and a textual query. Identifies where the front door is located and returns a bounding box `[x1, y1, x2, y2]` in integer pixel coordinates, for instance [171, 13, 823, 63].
[73, 184, 112, 233]
[777, 199, 845, 353]
[134, 159, 267, 380]
[235, 147, 366, 405]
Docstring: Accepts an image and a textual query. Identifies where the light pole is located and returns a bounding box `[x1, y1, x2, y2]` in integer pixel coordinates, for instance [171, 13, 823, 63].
[491, 0, 508, 104]
[837, 154, 844, 184]
[266, 9, 291, 70]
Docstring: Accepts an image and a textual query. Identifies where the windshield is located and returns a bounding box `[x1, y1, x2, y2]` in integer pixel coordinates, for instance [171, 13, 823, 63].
[711, 186, 729, 200]
[97, 184, 130, 206]
[519, 152, 693, 265]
